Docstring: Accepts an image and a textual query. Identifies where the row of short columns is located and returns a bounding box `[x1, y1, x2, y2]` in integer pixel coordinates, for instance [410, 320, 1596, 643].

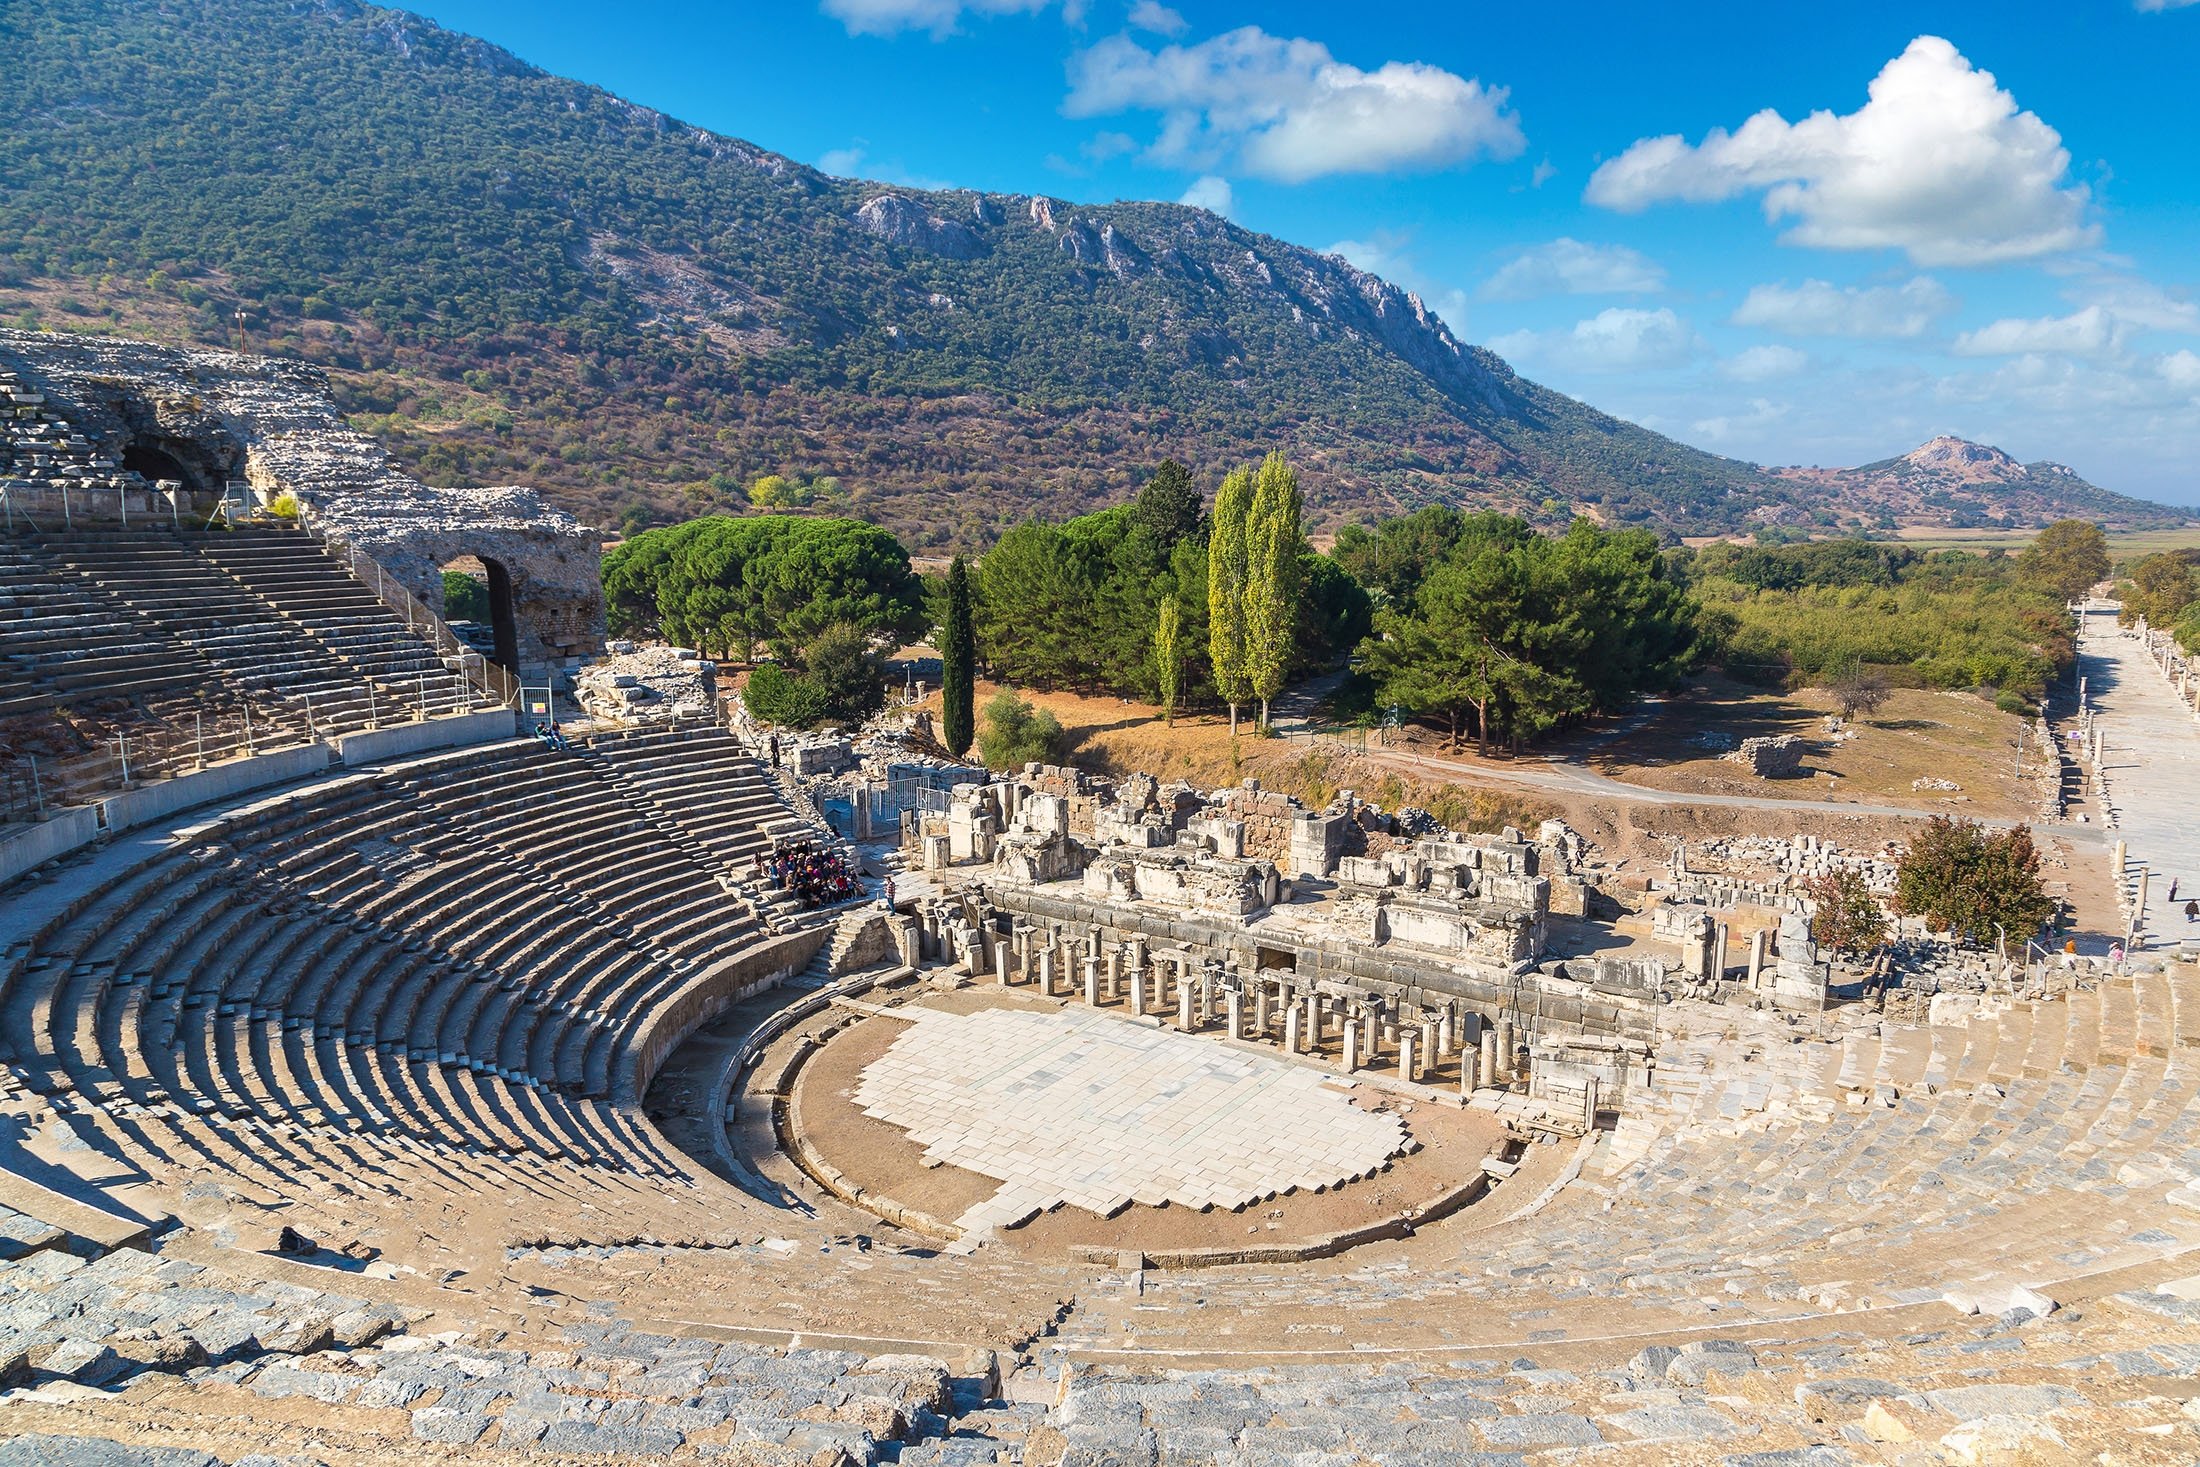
[930, 908, 1529, 1094]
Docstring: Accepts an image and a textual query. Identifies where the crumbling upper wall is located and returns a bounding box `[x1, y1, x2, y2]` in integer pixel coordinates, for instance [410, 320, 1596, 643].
[0, 329, 604, 676]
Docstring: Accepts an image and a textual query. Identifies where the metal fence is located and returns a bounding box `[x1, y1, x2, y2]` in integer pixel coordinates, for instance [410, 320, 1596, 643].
[306, 522, 521, 712]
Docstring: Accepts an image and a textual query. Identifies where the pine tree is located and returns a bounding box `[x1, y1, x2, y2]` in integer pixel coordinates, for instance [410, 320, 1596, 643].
[1207, 465, 1254, 735]
[941, 555, 975, 759]
[1154, 595, 1183, 725]
[1243, 451, 1304, 729]
[1130, 459, 1204, 550]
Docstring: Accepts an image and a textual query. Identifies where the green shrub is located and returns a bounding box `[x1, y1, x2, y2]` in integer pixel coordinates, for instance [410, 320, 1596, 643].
[976, 691, 1062, 770]
[742, 663, 827, 729]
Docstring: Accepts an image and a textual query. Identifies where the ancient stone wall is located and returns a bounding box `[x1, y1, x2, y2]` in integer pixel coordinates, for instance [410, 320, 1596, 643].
[0, 329, 603, 676]
[1724, 734, 1805, 778]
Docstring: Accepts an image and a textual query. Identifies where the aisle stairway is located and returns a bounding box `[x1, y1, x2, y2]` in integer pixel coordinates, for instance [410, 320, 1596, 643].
[0, 737, 818, 1249]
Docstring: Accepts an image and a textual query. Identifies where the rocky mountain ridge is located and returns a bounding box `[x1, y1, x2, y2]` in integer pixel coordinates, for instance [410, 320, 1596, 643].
[0, 0, 2182, 542]
[1770, 436, 2176, 530]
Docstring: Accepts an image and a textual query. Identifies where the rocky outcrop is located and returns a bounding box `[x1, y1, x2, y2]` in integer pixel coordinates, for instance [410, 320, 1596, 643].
[575, 643, 716, 723]
[852, 195, 984, 259]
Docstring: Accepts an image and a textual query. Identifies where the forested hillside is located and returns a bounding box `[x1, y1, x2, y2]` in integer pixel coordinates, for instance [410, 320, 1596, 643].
[0, 0, 1800, 543]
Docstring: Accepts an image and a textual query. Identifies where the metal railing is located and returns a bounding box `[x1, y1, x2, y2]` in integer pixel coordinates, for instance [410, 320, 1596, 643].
[299, 515, 521, 711]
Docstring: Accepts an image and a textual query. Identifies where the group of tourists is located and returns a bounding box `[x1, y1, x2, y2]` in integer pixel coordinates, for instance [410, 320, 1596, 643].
[762, 840, 859, 908]
[531, 721, 574, 753]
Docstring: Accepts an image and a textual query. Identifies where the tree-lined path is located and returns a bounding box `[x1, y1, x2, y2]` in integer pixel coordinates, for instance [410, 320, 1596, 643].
[2078, 605, 2200, 955]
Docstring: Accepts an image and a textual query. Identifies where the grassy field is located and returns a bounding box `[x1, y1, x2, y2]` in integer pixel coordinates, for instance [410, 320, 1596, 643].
[1889, 525, 2200, 559]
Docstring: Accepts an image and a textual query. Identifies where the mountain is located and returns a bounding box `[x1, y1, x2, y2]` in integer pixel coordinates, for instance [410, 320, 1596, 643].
[0, 1, 2180, 545]
[1769, 437, 2181, 530]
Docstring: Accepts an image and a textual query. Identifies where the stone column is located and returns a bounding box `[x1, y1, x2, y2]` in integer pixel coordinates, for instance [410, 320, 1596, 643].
[1497, 1019, 1517, 1081]
[1399, 1031, 1416, 1083]
[1129, 965, 1145, 1017]
[1178, 982, 1195, 1031]
[995, 939, 1013, 986]
[1342, 1024, 1359, 1073]
[1307, 994, 1323, 1049]
[1747, 928, 1768, 990]
[1361, 1014, 1381, 1063]
[1038, 947, 1056, 994]
[1713, 922, 1729, 984]
[1437, 1011, 1454, 1058]
[1225, 990, 1244, 1040]
[1128, 935, 1148, 973]
[1254, 981, 1271, 1037]
[1419, 1019, 1437, 1071]
[1284, 1003, 1301, 1057]
[1083, 957, 1100, 1007]
[1104, 949, 1122, 1002]
[1477, 1031, 1497, 1088]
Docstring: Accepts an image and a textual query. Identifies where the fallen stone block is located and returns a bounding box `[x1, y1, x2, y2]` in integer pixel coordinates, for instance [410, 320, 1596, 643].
[1937, 1414, 2067, 1465]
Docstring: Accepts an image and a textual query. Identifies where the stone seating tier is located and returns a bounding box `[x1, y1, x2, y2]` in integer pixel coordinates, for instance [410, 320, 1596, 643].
[0, 734, 807, 1233]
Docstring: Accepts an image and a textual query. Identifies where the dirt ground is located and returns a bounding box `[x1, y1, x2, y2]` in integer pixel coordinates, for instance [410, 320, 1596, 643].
[789, 986, 1506, 1260]
[1574, 677, 2035, 818]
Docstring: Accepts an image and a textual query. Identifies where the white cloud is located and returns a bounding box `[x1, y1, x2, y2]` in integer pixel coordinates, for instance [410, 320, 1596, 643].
[1692, 398, 1790, 443]
[1731, 276, 1956, 338]
[1065, 26, 1525, 183]
[816, 147, 866, 176]
[1530, 159, 1557, 188]
[1585, 36, 2098, 265]
[1722, 344, 1809, 382]
[1951, 278, 2200, 360]
[2071, 272, 2200, 332]
[1178, 175, 1233, 214]
[2160, 350, 2200, 390]
[1489, 307, 1698, 373]
[1127, 0, 1186, 35]
[1953, 305, 2130, 359]
[1479, 238, 1664, 301]
[822, 0, 1063, 37]
[2137, 0, 2200, 10]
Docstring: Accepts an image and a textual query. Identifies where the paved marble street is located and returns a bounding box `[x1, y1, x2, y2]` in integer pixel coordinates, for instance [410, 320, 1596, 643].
[852, 1006, 1407, 1243]
[2079, 607, 2200, 956]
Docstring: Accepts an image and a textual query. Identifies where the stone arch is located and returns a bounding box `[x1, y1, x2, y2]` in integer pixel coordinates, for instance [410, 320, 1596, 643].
[119, 439, 203, 494]
[440, 553, 521, 673]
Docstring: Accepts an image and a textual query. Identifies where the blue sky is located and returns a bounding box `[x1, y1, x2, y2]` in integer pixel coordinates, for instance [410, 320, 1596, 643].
[418, 0, 2200, 504]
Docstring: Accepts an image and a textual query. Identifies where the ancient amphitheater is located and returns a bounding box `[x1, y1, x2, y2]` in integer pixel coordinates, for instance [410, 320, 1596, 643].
[3, 332, 2200, 1466]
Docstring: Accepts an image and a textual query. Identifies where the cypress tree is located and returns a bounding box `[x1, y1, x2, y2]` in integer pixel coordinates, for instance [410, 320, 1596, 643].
[1153, 596, 1183, 725]
[941, 555, 975, 759]
[1244, 451, 1304, 730]
[1207, 465, 1254, 735]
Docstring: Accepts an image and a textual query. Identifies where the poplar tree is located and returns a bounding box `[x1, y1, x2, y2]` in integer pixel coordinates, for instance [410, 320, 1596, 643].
[1153, 596, 1184, 725]
[1243, 451, 1304, 730]
[941, 555, 975, 759]
[1207, 465, 1254, 735]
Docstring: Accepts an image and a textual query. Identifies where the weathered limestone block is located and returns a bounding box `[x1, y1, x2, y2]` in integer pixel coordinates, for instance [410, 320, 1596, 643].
[578, 645, 715, 724]
[1286, 809, 1347, 879]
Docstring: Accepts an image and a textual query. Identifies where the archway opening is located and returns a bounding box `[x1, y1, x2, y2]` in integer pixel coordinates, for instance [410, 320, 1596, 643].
[441, 555, 520, 673]
[120, 441, 199, 493]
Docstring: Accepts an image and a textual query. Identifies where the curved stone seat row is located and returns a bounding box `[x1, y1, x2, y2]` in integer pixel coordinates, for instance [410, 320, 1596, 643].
[4, 527, 478, 736]
[585, 724, 799, 876]
[1087, 969, 2200, 1357]
[0, 733, 805, 1221]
